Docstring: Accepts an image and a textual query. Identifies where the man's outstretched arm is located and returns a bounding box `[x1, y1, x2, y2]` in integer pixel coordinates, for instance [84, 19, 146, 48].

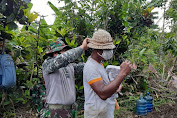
[89, 60, 132, 100]
[43, 38, 89, 74]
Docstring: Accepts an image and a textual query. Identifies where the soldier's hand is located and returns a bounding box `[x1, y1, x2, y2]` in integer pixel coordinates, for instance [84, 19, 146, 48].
[80, 38, 89, 50]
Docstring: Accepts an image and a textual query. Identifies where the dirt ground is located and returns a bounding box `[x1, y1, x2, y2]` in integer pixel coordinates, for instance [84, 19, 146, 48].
[115, 99, 177, 118]
[135, 103, 177, 118]
[13, 100, 177, 118]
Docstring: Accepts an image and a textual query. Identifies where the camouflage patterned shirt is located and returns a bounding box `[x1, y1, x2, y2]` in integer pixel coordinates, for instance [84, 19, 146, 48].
[42, 47, 84, 75]
[42, 47, 85, 105]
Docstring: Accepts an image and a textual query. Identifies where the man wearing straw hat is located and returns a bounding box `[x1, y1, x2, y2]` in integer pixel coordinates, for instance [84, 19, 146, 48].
[41, 38, 88, 118]
[83, 29, 133, 118]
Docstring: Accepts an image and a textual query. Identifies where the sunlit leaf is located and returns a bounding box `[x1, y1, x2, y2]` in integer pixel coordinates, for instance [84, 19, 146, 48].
[65, 37, 70, 45]
[48, 1, 61, 16]
[139, 48, 146, 56]
[27, 3, 33, 10]
[71, 39, 75, 45]
[57, 28, 66, 37]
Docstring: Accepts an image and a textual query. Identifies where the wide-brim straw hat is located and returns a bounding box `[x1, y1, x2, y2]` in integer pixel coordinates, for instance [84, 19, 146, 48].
[88, 29, 115, 49]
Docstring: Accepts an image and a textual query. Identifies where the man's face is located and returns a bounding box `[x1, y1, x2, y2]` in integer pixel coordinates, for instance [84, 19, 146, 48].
[53, 52, 59, 57]
[60, 48, 68, 54]
[97, 49, 114, 61]
[53, 48, 69, 57]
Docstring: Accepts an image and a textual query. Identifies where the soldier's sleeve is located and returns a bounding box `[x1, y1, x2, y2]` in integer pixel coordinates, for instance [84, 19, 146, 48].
[72, 62, 85, 75]
[42, 47, 83, 74]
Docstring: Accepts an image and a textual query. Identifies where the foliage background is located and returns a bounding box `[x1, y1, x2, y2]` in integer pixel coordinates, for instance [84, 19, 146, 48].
[0, 0, 177, 117]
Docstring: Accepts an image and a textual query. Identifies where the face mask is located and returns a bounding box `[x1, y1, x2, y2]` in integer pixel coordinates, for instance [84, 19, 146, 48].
[97, 50, 113, 60]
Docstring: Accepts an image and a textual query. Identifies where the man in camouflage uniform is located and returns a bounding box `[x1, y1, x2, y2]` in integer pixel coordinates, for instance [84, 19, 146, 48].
[40, 38, 89, 118]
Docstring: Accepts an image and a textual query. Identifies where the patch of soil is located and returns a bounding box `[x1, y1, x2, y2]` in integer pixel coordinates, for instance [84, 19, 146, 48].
[115, 100, 177, 118]
[135, 102, 177, 118]
[6, 100, 177, 118]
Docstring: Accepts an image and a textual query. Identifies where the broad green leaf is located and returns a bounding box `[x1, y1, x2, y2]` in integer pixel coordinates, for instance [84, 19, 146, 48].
[73, 43, 78, 48]
[79, 86, 84, 90]
[48, 1, 61, 16]
[25, 90, 30, 96]
[6, 14, 15, 23]
[65, 37, 71, 45]
[57, 29, 66, 37]
[28, 13, 38, 23]
[126, 39, 130, 45]
[123, 35, 127, 40]
[113, 40, 121, 45]
[25, 10, 38, 23]
[29, 27, 38, 34]
[6, 22, 18, 30]
[27, 3, 33, 10]
[16, 98, 26, 103]
[71, 39, 75, 45]
[123, 21, 128, 27]
[24, 44, 31, 48]
[116, 40, 121, 44]
[75, 85, 78, 89]
[139, 48, 146, 56]
[38, 47, 43, 53]
[20, 37, 25, 43]
[2, 101, 11, 106]
[39, 18, 52, 39]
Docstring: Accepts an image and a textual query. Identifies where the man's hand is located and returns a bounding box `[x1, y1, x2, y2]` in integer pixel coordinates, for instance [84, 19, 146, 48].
[80, 38, 89, 50]
[120, 60, 132, 76]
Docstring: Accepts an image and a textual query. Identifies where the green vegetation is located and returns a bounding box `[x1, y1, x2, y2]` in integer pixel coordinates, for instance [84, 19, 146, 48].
[0, 0, 176, 117]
